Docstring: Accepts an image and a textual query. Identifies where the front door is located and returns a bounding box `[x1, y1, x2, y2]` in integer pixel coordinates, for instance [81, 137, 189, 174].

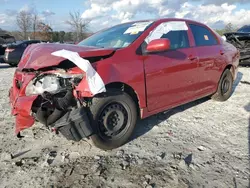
[143, 21, 199, 112]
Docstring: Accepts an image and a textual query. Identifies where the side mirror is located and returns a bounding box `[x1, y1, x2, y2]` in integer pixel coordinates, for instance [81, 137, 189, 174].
[146, 38, 171, 53]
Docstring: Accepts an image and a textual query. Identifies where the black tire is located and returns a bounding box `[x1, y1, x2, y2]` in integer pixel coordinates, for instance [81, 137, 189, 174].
[8, 63, 16, 67]
[211, 69, 233, 101]
[88, 91, 137, 150]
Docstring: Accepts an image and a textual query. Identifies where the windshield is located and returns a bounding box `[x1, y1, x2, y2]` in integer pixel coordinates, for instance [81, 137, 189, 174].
[78, 21, 153, 48]
[237, 25, 250, 33]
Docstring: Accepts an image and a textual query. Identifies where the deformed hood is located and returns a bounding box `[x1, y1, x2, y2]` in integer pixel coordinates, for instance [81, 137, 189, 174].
[18, 43, 115, 70]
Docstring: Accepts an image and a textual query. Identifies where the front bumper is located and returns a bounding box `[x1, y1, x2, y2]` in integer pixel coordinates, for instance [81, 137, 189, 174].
[9, 70, 37, 134]
[9, 70, 93, 140]
[9, 87, 37, 134]
[54, 107, 93, 141]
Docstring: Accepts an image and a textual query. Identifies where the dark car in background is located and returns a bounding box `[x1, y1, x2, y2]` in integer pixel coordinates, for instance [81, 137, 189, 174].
[4, 40, 43, 66]
[0, 33, 16, 63]
[224, 25, 250, 65]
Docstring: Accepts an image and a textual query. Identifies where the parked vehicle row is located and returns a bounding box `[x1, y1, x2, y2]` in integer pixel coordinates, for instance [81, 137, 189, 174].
[0, 33, 15, 63]
[4, 40, 46, 66]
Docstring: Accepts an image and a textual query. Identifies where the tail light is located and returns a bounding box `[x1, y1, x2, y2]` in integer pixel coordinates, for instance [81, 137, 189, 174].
[5, 48, 15, 52]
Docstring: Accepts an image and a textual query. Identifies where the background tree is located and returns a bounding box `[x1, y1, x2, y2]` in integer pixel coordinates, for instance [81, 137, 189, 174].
[16, 11, 32, 40]
[215, 23, 238, 36]
[66, 11, 91, 42]
[32, 13, 40, 39]
[37, 22, 53, 41]
[64, 32, 73, 42]
[224, 23, 237, 33]
[59, 31, 65, 43]
[52, 31, 59, 42]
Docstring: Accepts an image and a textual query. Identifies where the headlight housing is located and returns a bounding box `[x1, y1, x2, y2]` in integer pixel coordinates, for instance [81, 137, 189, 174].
[25, 73, 83, 96]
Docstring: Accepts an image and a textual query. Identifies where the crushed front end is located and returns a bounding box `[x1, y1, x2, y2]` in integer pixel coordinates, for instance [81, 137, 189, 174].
[9, 68, 94, 141]
[224, 32, 250, 65]
[8, 43, 115, 141]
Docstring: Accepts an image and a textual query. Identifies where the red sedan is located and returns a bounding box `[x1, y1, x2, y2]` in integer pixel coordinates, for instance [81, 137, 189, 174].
[9, 18, 239, 150]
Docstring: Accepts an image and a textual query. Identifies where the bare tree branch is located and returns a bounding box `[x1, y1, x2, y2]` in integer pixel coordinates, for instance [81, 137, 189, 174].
[32, 12, 40, 39]
[37, 22, 53, 41]
[16, 11, 32, 40]
[66, 11, 91, 42]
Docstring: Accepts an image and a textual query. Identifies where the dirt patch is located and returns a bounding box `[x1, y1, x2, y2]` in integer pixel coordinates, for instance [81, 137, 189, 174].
[0, 64, 249, 188]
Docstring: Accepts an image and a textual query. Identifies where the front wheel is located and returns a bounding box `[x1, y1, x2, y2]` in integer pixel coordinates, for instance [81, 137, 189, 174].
[88, 91, 137, 150]
[211, 69, 233, 101]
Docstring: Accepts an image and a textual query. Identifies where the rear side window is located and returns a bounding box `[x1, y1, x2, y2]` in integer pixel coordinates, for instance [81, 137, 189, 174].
[161, 30, 189, 50]
[189, 24, 218, 46]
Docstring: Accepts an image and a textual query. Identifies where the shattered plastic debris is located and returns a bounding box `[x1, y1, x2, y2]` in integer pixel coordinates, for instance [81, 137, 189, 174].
[52, 49, 106, 95]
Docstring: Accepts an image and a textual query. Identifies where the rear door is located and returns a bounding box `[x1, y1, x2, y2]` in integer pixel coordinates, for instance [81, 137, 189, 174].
[188, 23, 224, 94]
[144, 21, 199, 112]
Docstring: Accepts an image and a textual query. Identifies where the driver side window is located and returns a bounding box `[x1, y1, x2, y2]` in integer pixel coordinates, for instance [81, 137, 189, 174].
[161, 30, 189, 50]
[145, 21, 190, 50]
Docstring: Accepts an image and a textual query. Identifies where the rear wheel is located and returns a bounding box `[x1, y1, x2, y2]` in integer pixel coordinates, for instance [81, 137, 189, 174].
[88, 91, 137, 150]
[211, 69, 233, 101]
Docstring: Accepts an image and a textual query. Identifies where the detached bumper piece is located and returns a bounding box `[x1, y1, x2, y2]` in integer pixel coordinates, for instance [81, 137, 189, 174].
[53, 107, 93, 141]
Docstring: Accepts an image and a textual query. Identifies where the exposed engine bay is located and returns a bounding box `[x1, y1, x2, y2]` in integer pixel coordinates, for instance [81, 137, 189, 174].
[10, 46, 114, 142]
[29, 71, 93, 141]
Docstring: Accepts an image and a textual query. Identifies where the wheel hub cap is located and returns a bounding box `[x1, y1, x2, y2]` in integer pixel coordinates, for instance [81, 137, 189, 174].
[99, 103, 128, 138]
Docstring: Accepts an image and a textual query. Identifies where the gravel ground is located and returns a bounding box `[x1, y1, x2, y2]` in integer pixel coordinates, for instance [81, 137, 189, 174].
[0, 63, 249, 188]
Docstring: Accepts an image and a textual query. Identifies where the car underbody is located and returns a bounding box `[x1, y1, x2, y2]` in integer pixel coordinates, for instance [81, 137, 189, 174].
[224, 32, 250, 65]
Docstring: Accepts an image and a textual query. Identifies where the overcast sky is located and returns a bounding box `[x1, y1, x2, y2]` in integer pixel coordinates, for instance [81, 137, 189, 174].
[0, 0, 250, 31]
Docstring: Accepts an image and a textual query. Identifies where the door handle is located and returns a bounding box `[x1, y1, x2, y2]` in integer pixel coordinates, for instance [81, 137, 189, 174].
[188, 55, 198, 61]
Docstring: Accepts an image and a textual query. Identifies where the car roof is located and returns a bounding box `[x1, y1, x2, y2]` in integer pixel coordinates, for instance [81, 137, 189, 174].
[123, 18, 206, 26]
[19, 40, 41, 44]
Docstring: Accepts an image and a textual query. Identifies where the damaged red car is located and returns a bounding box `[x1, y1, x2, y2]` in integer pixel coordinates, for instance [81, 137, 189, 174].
[9, 18, 239, 150]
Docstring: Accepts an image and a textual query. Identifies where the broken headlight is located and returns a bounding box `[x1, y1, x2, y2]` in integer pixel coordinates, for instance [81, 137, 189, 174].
[25, 73, 83, 96]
